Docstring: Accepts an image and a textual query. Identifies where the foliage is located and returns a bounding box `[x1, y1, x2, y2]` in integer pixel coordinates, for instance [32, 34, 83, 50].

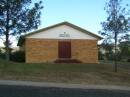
[99, 0, 130, 72]
[98, 50, 104, 60]
[0, 0, 43, 61]
[0, 48, 25, 62]
[0, 48, 5, 59]
[10, 51, 25, 62]
[127, 59, 130, 62]
[118, 41, 130, 61]
[99, 43, 115, 61]
[99, 0, 130, 44]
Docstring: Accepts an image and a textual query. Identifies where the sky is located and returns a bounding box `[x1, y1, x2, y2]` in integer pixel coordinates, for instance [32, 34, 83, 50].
[40, 0, 130, 34]
[0, 0, 130, 47]
[40, 0, 107, 35]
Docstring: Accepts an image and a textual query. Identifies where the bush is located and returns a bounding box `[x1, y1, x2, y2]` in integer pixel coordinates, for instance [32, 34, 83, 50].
[0, 53, 5, 59]
[0, 49, 5, 59]
[127, 59, 130, 62]
[98, 51, 104, 60]
[105, 52, 115, 61]
[10, 51, 25, 62]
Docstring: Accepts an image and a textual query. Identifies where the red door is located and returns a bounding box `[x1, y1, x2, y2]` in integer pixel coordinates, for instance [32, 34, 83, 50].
[58, 41, 71, 58]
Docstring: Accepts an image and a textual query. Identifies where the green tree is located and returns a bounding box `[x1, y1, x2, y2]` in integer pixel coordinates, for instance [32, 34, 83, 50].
[102, 43, 114, 60]
[0, 0, 43, 61]
[99, 0, 130, 72]
[119, 41, 130, 60]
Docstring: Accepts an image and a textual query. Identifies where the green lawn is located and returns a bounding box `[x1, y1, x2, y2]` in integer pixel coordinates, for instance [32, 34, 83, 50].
[0, 59, 130, 86]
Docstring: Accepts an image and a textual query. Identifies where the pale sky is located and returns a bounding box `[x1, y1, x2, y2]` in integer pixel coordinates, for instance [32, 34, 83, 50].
[40, 0, 107, 34]
[40, 0, 130, 33]
[0, 0, 130, 47]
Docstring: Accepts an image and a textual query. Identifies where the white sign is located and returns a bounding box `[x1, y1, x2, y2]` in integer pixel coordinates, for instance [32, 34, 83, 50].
[59, 32, 70, 37]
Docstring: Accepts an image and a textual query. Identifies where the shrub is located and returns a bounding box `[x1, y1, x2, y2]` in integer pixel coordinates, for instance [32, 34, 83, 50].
[0, 53, 5, 59]
[127, 59, 130, 62]
[0, 49, 5, 59]
[10, 51, 25, 62]
[98, 51, 104, 60]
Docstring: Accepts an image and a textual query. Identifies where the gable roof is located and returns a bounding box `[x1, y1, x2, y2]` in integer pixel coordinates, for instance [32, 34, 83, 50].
[18, 21, 102, 46]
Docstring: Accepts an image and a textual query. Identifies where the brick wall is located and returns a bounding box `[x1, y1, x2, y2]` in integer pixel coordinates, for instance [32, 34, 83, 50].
[26, 38, 58, 63]
[71, 40, 98, 63]
[25, 38, 98, 63]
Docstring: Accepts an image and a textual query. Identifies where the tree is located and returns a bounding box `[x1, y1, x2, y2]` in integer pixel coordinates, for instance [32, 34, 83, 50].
[102, 43, 115, 60]
[99, 0, 130, 72]
[0, 0, 43, 61]
[119, 41, 130, 61]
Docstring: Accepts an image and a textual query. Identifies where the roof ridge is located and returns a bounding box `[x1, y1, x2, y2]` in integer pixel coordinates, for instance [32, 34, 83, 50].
[24, 21, 102, 39]
[17, 21, 103, 46]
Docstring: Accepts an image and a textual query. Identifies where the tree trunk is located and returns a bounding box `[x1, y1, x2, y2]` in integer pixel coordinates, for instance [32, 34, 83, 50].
[5, 32, 10, 61]
[5, 0, 10, 61]
[114, 0, 118, 72]
[114, 32, 117, 72]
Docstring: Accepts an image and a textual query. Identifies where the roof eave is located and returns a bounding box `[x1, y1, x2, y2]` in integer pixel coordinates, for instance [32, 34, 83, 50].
[17, 21, 103, 46]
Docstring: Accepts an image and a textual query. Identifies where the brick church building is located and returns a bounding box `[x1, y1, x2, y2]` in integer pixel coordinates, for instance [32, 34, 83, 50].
[18, 22, 102, 63]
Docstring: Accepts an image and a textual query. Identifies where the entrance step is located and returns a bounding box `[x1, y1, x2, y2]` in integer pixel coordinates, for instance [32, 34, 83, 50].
[54, 59, 81, 63]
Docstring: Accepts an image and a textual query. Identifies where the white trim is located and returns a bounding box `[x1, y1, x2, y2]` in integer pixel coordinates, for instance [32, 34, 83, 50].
[27, 25, 97, 40]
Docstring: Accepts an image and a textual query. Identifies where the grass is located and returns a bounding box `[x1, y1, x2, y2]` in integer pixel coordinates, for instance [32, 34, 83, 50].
[0, 58, 130, 86]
